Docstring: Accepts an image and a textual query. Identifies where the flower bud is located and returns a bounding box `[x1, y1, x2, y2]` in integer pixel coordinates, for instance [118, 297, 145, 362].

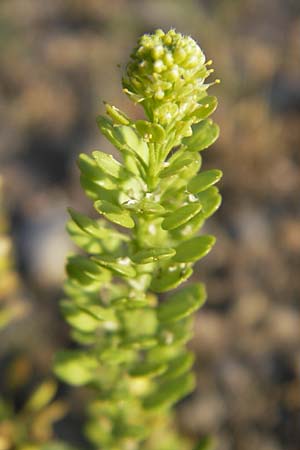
[123, 29, 213, 123]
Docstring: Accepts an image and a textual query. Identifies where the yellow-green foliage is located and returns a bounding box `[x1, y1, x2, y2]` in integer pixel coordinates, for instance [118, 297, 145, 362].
[54, 29, 221, 450]
[0, 178, 20, 329]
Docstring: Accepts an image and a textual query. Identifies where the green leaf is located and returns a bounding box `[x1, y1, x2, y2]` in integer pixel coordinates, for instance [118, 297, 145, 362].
[188, 169, 223, 194]
[105, 103, 130, 125]
[158, 318, 193, 347]
[191, 96, 218, 121]
[67, 220, 103, 254]
[132, 248, 175, 264]
[161, 352, 195, 381]
[197, 187, 222, 218]
[80, 175, 119, 203]
[94, 200, 135, 228]
[121, 308, 157, 336]
[68, 208, 104, 238]
[135, 120, 165, 143]
[182, 119, 219, 152]
[122, 198, 165, 215]
[123, 335, 158, 350]
[53, 350, 98, 386]
[68, 208, 128, 242]
[66, 255, 108, 286]
[61, 300, 100, 332]
[193, 436, 216, 450]
[77, 153, 103, 181]
[143, 373, 195, 411]
[79, 303, 116, 322]
[171, 211, 205, 239]
[129, 360, 167, 378]
[97, 116, 149, 164]
[173, 235, 216, 263]
[99, 348, 134, 366]
[159, 155, 195, 178]
[150, 265, 193, 293]
[71, 329, 96, 345]
[93, 255, 136, 278]
[96, 115, 121, 148]
[96, 116, 148, 178]
[78, 154, 119, 193]
[173, 151, 202, 182]
[92, 150, 125, 179]
[25, 380, 57, 412]
[157, 283, 206, 323]
[116, 125, 149, 164]
[162, 203, 202, 230]
[63, 278, 100, 301]
[174, 121, 193, 140]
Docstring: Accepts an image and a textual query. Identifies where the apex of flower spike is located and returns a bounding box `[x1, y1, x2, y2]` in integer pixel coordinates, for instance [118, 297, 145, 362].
[123, 29, 213, 124]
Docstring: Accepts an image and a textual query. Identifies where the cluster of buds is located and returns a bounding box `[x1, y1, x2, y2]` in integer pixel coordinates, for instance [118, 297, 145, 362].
[123, 29, 214, 125]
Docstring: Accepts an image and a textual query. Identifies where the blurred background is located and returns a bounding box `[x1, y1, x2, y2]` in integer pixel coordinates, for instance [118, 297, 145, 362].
[0, 0, 300, 449]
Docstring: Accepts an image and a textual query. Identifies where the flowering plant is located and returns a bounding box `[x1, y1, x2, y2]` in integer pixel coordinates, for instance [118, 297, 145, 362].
[54, 29, 222, 450]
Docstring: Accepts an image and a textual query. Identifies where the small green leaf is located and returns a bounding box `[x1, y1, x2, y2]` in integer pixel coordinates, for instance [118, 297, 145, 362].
[94, 200, 135, 228]
[129, 361, 167, 378]
[61, 300, 100, 332]
[68, 208, 104, 238]
[191, 96, 218, 121]
[78, 154, 118, 192]
[150, 265, 193, 293]
[123, 335, 158, 350]
[96, 116, 148, 176]
[143, 373, 195, 411]
[159, 156, 195, 178]
[162, 203, 202, 230]
[173, 235, 216, 263]
[80, 175, 118, 202]
[67, 220, 103, 254]
[92, 151, 124, 179]
[182, 119, 219, 152]
[97, 116, 148, 162]
[122, 198, 165, 215]
[135, 120, 165, 143]
[93, 255, 136, 278]
[54, 350, 98, 386]
[96, 116, 122, 148]
[105, 103, 130, 125]
[116, 124, 149, 164]
[174, 121, 193, 139]
[71, 329, 96, 345]
[171, 211, 205, 239]
[161, 352, 195, 381]
[66, 255, 107, 286]
[68, 208, 128, 242]
[132, 248, 175, 264]
[158, 318, 193, 347]
[198, 187, 222, 218]
[25, 380, 57, 412]
[99, 347, 134, 365]
[188, 169, 223, 194]
[77, 153, 102, 181]
[193, 436, 216, 450]
[157, 283, 206, 323]
[80, 304, 116, 322]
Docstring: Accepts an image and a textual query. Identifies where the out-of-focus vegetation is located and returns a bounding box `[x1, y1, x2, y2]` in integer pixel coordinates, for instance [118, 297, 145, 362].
[0, 1, 300, 450]
[0, 181, 67, 450]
